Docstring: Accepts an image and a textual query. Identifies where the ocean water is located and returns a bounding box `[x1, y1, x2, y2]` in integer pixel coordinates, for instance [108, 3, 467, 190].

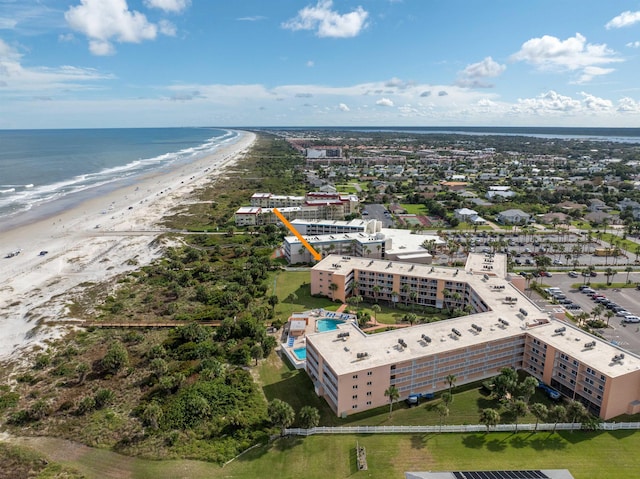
[0, 128, 238, 228]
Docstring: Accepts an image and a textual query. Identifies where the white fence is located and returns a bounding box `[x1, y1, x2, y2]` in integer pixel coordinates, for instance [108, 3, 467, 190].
[284, 422, 640, 436]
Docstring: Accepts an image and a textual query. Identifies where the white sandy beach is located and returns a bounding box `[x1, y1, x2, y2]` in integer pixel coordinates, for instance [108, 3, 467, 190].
[0, 130, 256, 361]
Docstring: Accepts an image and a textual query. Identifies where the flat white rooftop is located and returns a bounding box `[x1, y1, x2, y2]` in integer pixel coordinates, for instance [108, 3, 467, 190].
[308, 254, 640, 378]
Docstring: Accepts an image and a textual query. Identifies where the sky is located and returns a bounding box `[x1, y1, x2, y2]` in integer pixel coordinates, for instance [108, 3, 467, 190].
[2, 0, 640, 129]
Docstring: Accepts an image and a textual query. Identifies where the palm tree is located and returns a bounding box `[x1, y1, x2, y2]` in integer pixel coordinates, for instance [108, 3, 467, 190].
[329, 282, 338, 301]
[436, 403, 449, 432]
[371, 304, 381, 323]
[605, 309, 614, 327]
[509, 399, 528, 433]
[625, 266, 633, 284]
[566, 400, 588, 431]
[548, 405, 566, 432]
[445, 374, 457, 394]
[372, 285, 382, 303]
[479, 408, 500, 433]
[384, 385, 400, 417]
[604, 267, 616, 286]
[530, 403, 548, 432]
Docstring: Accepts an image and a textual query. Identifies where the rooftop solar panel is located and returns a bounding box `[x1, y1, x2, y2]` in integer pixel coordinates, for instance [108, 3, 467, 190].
[451, 472, 550, 479]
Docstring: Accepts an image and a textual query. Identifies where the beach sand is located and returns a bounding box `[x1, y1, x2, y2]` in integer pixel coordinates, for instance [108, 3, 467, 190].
[0, 130, 256, 361]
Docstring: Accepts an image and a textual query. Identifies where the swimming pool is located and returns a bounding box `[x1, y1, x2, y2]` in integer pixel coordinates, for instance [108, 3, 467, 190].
[293, 347, 307, 360]
[317, 319, 345, 332]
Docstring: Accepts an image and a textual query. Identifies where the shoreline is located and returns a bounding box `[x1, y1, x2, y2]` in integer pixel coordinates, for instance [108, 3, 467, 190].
[0, 130, 256, 362]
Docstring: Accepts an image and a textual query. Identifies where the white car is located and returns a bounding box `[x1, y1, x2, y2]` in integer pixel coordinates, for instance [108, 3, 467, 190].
[617, 310, 631, 317]
[623, 315, 640, 324]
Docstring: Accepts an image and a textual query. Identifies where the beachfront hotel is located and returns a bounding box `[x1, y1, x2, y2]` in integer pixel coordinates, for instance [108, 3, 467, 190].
[235, 191, 359, 226]
[305, 253, 640, 419]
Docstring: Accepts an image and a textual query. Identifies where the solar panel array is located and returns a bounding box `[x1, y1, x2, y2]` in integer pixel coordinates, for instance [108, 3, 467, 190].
[452, 471, 549, 479]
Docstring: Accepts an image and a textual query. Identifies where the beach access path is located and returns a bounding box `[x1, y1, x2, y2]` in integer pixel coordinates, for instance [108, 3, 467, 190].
[0, 131, 256, 362]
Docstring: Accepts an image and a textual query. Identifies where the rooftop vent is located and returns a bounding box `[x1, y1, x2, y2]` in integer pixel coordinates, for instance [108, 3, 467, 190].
[356, 352, 369, 359]
[421, 334, 432, 343]
[452, 328, 462, 337]
[519, 308, 528, 317]
[612, 353, 625, 363]
[337, 331, 350, 339]
[554, 326, 566, 334]
[471, 323, 483, 332]
[398, 338, 407, 348]
[498, 318, 509, 326]
[584, 341, 596, 349]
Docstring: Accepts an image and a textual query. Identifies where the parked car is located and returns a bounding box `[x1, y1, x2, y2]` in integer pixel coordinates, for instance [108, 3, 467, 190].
[622, 316, 640, 324]
[617, 310, 632, 317]
[568, 271, 579, 278]
[590, 271, 598, 277]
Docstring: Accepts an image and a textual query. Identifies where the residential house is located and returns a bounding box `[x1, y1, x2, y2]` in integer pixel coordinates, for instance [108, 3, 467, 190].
[495, 209, 531, 225]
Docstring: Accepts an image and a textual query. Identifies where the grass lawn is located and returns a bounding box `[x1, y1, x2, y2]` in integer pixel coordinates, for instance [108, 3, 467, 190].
[269, 271, 337, 320]
[399, 203, 427, 215]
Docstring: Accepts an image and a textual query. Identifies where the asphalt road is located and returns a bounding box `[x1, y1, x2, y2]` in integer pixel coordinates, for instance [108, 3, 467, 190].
[528, 272, 640, 354]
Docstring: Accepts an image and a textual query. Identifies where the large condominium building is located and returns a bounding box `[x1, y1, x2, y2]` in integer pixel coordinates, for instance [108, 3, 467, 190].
[306, 254, 640, 419]
[236, 191, 359, 226]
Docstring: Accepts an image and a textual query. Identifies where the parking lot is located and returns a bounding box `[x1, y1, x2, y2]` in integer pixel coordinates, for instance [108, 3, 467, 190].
[528, 272, 640, 354]
[362, 204, 395, 227]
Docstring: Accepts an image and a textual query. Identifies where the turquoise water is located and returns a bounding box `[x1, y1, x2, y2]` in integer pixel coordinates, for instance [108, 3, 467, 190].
[293, 347, 307, 360]
[317, 319, 344, 332]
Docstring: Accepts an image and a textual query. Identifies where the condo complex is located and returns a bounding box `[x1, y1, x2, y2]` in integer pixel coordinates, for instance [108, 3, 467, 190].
[304, 253, 640, 420]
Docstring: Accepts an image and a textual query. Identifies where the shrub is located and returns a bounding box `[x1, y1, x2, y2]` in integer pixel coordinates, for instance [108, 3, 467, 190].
[101, 342, 129, 375]
[76, 396, 96, 415]
[94, 389, 115, 409]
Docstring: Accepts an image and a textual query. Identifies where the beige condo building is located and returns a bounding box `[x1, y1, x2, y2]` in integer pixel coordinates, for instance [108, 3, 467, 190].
[306, 254, 640, 419]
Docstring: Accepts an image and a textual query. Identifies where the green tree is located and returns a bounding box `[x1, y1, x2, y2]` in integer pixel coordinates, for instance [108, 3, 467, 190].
[440, 391, 453, 407]
[517, 376, 539, 404]
[298, 406, 320, 429]
[566, 400, 588, 430]
[479, 408, 500, 433]
[435, 403, 449, 431]
[509, 399, 528, 432]
[250, 343, 264, 365]
[445, 374, 457, 394]
[548, 405, 567, 432]
[268, 399, 295, 435]
[371, 304, 381, 322]
[384, 385, 400, 417]
[150, 358, 168, 380]
[101, 341, 129, 375]
[530, 402, 548, 432]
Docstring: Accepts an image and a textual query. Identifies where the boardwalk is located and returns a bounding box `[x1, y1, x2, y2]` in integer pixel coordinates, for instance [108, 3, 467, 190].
[81, 320, 222, 328]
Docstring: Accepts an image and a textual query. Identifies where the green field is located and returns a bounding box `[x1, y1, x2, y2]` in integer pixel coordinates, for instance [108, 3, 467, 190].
[12, 427, 640, 479]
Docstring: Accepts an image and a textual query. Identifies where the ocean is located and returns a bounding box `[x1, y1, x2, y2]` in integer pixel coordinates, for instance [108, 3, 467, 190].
[0, 128, 238, 229]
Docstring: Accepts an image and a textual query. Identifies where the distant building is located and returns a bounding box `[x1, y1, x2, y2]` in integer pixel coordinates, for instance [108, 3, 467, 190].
[454, 208, 486, 224]
[495, 209, 531, 225]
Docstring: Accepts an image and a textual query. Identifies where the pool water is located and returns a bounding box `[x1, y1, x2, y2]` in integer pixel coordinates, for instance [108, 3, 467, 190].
[317, 319, 345, 332]
[293, 347, 307, 360]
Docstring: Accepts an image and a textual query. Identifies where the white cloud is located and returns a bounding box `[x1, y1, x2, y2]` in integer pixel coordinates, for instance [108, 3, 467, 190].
[65, 0, 174, 55]
[514, 91, 583, 114]
[237, 16, 266, 22]
[580, 92, 613, 111]
[307, 60, 315, 67]
[143, 0, 190, 13]
[0, 38, 114, 93]
[282, 0, 369, 38]
[572, 66, 615, 84]
[339, 103, 350, 111]
[617, 97, 640, 112]
[376, 97, 394, 107]
[511, 33, 620, 84]
[457, 56, 506, 88]
[606, 11, 640, 29]
[627, 41, 640, 48]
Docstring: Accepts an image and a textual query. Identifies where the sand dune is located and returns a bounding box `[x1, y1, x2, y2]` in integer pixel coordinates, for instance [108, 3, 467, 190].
[0, 131, 256, 361]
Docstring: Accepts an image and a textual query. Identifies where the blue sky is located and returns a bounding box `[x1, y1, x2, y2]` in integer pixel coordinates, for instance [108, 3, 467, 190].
[2, 0, 640, 128]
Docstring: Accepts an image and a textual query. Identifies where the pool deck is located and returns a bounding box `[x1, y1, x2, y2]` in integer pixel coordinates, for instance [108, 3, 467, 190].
[281, 308, 357, 369]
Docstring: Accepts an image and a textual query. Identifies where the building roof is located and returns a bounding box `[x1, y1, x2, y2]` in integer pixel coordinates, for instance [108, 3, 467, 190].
[307, 254, 640, 378]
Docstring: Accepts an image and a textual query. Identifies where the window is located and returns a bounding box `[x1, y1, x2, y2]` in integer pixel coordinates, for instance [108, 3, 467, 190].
[366, 401, 372, 406]
[352, 405, 358, 409]
[367, 371, 373, 376]
[366, 391, 372, 396]
[353, 385, 358, 389]
[352, 374, 358, 379]
[352, 394, 358, 400]
[366, 381, 372, 386]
